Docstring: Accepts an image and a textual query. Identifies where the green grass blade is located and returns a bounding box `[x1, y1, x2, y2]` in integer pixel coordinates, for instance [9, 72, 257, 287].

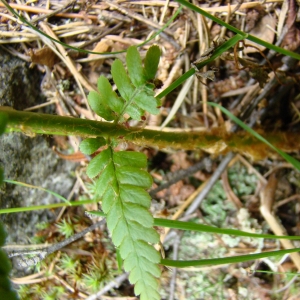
[4, 179, 72, 204]
[0, 200, 95, 214]
[245, 34, 300, 59]
[161, 247, 300, 267]
[195, 33, 247, 70]
[175, 0, 246, 36]
[175, 0, 300, 60]
[86, 214, 300, 241]
[154, 218, 300, 240]
[254, 270, 300, 276]
[144, 45, 161, 81]
[6, 203, 298, 272]
[207, 102, 300, 171]
[157, 68, 195, 99]
[3, 205, 299, 242]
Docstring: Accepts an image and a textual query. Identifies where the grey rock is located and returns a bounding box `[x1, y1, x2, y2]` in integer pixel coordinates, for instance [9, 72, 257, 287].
[0, 48, 76, 245]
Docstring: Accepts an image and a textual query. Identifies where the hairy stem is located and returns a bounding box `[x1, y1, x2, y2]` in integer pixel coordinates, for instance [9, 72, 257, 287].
[1, 107, 300, 159]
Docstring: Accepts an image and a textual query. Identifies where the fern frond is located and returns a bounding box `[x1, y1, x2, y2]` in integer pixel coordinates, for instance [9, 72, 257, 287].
[84, 45, 162, 299]
[88, 45, 161, 122]
[87, 147, 161, 299]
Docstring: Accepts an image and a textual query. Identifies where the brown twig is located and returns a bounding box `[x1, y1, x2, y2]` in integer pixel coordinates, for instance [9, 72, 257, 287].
[0, 2, 98, 20]
[221, 170, 243, 209]
[260, 173, 300, 271]
[31, 0, 77, 24]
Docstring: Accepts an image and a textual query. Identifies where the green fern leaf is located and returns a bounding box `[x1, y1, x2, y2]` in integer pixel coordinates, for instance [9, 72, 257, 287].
[111, 46, 161, 120]
[126, 46, 146, 87]
[135, 281, 161, 300]
[113, 151, 147, 167]
[86, 147, 112, 179]
[123, 203, 153, 226]
[110, 57, 144, 119]
[89, 148, 161, 300]
[120, 239, 160, 261]
[94, 160, 116, 197]
[88, 90, 115, 121]
[144, 45, 161, 81]
[111, 59, 135, 102]
[101, 183, 117, 213]
[85, 46, 164, 299]
[79, 137, 106, 155]
[131, 89, 160, 115]
[119, 185, 151, 207]
[87, 45, 161, 122]
[116, 167, 152, 187]
[124, 255, 161, 277]
[97, 75, 124, 116]
[127, 221, 159, 243]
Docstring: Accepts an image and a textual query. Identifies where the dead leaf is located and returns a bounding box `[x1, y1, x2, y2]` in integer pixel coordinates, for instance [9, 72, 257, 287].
[88, 39, 113, 69]
[244, 14, 276, 53]
[282, 0, 300, 51]
[170, 152, 191, 171]
[169, 182, 195, 206]
[245, 4, 266, 32]
[28, 47, 58, 68]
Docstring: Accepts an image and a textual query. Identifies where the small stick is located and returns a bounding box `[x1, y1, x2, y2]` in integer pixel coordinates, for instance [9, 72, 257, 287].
[260, 174, 300, 271]
[31, 0, 77, 24]
[0, 2, 98, 20]
[149, 158, 211, 197]
[6, 219, 106, 269]
[106, 1, 174, 36]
